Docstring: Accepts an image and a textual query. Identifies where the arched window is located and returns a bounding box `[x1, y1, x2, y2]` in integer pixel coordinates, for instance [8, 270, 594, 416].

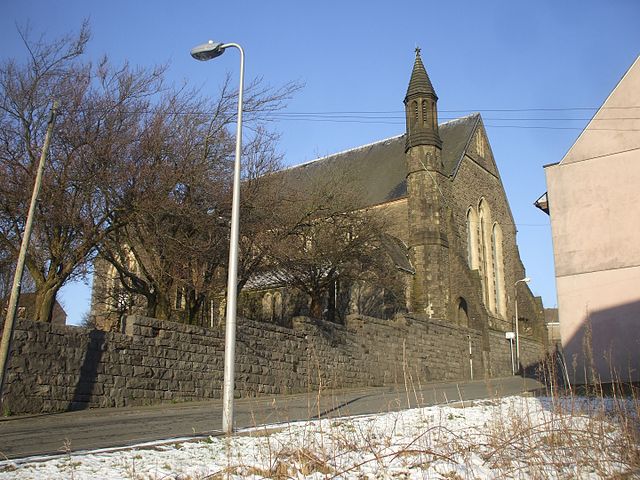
[262, 292, 273, 321]
[105, 248, 137, 313]
[466, 207, 479, 269]
[422, 100, 428, 126]
[106, 264, 127, 311]
[412, 100, 419, 126]
[218, 299, 226, 323]
[273, 291, 283, 322]
[431, 102, 437, 129]
[478, 199, 495, 313]
[492, 223, 507, 317]
[475, 132, 485, 157]
[457, 297, 470, 327]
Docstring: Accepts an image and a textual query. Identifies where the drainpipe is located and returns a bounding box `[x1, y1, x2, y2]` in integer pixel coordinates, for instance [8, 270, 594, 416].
[467, 334, 474, 380]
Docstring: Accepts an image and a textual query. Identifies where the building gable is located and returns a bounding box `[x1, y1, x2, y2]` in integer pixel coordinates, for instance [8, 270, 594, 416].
[450, 116, 500, 179]
[559, 55, 640, 166]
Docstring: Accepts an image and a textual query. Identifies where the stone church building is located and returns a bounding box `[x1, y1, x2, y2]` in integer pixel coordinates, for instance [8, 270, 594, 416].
[0, 51, 550, 417]
[241, 50, 543, 336]
[91, 50, 544, 349]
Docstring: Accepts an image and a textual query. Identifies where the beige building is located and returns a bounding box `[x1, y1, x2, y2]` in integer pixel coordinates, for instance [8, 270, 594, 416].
[538, 55, 640, 384]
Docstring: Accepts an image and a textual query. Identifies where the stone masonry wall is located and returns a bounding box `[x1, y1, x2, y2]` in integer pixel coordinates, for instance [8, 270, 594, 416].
[2, 314, 545, 415]
[487, 330, 546, 378]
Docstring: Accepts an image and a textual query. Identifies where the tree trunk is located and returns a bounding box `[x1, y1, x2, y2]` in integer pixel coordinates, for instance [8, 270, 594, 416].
[155, 293, 172, 321]
[145, 293, 158, 319]
[34, 286, 58, 323]
[309, 293, 324, 320]
[185, 290, 204, 325]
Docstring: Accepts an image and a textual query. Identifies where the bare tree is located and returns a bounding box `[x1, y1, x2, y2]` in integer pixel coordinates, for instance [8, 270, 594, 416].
[0, 250, 15, 303]
[0, 22, 171, 322]
[96, 78, 297, 325]
[262, 166, 400, 321]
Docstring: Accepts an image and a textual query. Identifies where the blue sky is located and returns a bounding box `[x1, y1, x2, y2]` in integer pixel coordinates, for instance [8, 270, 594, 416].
[2, 1, 639, 325]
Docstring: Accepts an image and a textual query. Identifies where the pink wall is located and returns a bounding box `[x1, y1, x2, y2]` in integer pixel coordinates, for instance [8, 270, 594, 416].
[545, 56, 640, 384]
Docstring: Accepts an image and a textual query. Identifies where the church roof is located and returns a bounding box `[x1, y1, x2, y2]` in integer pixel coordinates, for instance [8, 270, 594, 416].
[278, 113, 480, 209]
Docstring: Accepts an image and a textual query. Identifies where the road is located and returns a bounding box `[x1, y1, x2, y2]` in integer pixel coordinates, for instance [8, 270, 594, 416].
[0, 376, 543, 460]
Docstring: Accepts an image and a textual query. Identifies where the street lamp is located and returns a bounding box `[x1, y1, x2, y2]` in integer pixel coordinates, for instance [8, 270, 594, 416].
[191, 40, 244, 434]
[514, 277, 531, 373]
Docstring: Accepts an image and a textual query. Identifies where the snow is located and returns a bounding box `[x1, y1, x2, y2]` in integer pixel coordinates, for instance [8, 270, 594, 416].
[0, 395, 637, 479]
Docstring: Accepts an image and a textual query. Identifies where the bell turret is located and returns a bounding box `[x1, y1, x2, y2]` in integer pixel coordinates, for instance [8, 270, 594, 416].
[404, 47, 442, 151]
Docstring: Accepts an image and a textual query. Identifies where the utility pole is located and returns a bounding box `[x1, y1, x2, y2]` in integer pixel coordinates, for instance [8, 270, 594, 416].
[0, 101, 58, 402]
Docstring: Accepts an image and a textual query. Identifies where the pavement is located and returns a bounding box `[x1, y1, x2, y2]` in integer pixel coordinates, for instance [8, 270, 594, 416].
[0, 376, 543, 460]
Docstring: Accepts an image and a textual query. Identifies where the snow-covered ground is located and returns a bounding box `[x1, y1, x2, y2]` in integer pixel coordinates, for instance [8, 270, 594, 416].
[0, 395, 638, 479]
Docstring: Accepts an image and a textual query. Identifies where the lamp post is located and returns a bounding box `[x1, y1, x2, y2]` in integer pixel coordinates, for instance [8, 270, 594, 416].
[191, 40, 244, 434]
[514, 277, 530, 373]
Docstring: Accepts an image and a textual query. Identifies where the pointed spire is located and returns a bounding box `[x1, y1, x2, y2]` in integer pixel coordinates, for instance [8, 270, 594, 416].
[404, 47, 442, 151]
[405, 47, 437, 102]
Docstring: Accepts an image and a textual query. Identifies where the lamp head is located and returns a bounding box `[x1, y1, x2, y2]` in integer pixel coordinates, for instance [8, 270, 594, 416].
[191, 40, 226, 61]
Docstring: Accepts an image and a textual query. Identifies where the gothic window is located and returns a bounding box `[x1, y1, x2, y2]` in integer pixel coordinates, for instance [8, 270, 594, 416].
[422, 100, 428, 126]
[218, 299, 226, 322]
[106, 264, 130, 312]
[104, 247, 138, 314]
[457, 297, 470, 327]
[479, 216, 488, 302]
[478, 199, 495, 313]
[273, 291, 283, 321]
[431, 102, 437, 129]
[466, 207, 479, 269]
[475, 132, 485, 157]
[412, 100, 419, 126]
[262, 292, 273, 321]
[492, 223, 507, 318]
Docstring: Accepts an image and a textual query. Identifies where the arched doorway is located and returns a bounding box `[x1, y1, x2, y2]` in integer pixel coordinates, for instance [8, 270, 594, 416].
[457, 297, 470, 327]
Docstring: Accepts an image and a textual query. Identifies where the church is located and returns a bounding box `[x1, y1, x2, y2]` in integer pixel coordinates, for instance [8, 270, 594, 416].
[238, 49, 544, 338]
[91, 49, 545, 351]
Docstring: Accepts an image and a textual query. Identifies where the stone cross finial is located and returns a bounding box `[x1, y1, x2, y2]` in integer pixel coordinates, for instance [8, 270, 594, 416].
[425, 301, 434, 318]
[415, 46, 421, 55]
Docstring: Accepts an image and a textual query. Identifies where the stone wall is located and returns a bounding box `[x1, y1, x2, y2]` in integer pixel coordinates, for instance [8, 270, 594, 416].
[2, 314, 545, 415]
[487, 330, 547, 378]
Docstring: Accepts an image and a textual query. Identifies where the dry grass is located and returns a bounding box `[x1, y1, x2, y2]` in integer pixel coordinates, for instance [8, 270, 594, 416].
[200, 357, 640, 480]
[183, 398, 635, 479]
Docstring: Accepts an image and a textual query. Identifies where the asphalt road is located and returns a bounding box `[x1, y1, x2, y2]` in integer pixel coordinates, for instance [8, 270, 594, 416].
[0, 376, 543, 460]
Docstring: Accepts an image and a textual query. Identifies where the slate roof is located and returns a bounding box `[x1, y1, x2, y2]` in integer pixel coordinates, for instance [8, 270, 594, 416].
[278, 113, 480, 210]
[380, 234, 415, 274]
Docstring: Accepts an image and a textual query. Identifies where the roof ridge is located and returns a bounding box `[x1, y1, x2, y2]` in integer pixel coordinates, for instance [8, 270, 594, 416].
[439, 112, 481, 127]
[281, 113, 481, 172]
[282, 134, 404, 171]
